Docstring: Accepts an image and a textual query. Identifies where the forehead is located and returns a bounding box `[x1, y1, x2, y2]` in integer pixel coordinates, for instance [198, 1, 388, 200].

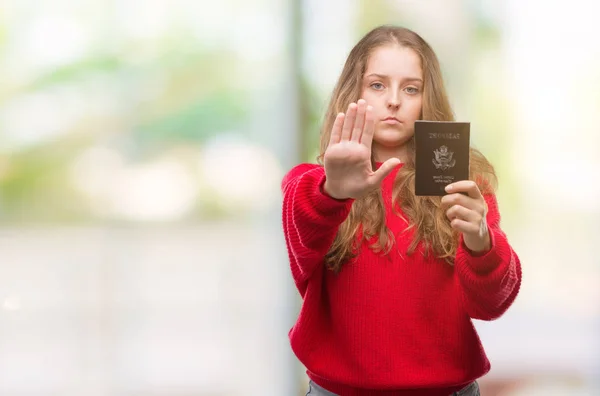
[364, 44, 422, 78]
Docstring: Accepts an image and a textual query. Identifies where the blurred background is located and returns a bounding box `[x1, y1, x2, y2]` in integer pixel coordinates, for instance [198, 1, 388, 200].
[0, 0, 599, 395]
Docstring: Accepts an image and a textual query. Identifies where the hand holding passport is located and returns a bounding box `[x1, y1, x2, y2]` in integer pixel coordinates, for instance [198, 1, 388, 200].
[414, 121, 470, 196]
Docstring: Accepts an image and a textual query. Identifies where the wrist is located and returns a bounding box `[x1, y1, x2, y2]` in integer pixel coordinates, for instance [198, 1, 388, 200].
[463, 231, 491, 254]
[322, 181, 348, 200]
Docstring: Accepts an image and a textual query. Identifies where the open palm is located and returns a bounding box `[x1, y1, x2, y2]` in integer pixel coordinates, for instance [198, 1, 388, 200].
[323, 99, 401, 200]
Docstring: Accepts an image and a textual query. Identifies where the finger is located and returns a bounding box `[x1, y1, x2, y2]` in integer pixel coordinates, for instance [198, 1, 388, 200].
[449, 218, 480, 234]
[361, 105, 375, 148]
[440, 192, 480, 212]
[351, 99, 367, 142]
[445, 204, 480, 224]
[329, 113, 345, 145]
[340, 102, 357, 141]
[370, 157, 402, 186]
[445, 180, 482, 199]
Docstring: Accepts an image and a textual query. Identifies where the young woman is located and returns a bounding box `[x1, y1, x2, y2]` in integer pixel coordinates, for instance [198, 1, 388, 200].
[281, 25, 522, 396]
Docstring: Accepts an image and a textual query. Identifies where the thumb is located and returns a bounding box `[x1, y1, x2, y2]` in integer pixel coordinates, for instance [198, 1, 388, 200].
[371, 158, 402, 185]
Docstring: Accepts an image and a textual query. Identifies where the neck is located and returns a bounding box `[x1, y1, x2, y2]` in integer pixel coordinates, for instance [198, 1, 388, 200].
[372, 143, 410, 163]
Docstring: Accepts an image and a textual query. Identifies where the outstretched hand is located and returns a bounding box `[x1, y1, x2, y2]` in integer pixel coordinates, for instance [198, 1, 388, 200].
[323, 99, 401, 200]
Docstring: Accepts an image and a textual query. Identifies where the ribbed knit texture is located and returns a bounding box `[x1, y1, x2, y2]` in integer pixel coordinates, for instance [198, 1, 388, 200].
[281, 163, 522, 396]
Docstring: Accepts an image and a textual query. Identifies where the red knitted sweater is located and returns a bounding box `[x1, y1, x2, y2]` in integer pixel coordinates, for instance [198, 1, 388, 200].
[281, 163, 522, 396]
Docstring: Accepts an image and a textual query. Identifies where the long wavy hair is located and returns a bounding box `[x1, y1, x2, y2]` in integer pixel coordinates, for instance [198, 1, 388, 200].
[317, 25, 497, 273]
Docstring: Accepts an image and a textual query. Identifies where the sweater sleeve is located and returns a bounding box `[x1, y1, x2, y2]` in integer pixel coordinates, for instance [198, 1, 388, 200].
[281, 163, 354, 284]
[454, 193, 522, 321]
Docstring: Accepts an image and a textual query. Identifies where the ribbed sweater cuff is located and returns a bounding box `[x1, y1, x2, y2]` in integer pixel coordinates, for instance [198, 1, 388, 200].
[299, 168, 354, 220]
[455, 227, 512, 280]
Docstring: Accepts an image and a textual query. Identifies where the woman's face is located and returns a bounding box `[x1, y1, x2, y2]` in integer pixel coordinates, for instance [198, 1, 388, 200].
[360, 44, 423, 161]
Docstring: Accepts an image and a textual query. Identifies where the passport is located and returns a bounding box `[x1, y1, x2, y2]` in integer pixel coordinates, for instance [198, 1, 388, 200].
[414, 120, 470, 196]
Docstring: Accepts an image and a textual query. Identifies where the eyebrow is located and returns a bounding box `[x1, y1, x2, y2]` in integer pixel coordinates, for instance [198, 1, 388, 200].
[365, 73, 423, 82]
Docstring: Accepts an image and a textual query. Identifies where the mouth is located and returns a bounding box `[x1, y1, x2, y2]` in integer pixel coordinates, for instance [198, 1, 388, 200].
[382, 117, 401, 124]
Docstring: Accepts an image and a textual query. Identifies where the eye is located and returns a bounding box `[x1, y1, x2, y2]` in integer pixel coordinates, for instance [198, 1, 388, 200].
[370, 82, 384, 90]
[405, 86, 420, 94]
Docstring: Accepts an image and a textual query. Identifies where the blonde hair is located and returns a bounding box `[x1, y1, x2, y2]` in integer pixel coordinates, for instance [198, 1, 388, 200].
[317, 25, 497, 272]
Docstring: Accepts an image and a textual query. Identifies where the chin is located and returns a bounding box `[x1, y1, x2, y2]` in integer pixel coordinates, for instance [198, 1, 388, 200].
[373, 129, 413, 147]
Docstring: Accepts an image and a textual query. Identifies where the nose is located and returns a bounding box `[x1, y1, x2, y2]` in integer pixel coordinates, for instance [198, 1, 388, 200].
[386, 90, 401, 110]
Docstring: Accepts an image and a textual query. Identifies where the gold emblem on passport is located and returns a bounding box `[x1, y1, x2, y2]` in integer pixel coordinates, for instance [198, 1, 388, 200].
[432, 145, 456, 170]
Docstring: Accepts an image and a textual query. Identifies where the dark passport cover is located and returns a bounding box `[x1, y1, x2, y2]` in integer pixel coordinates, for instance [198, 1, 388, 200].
[414, 121, 470, 196]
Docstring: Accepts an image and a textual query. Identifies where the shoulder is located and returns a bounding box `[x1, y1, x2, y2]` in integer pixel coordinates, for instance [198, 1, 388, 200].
[281, 163, 324, 190]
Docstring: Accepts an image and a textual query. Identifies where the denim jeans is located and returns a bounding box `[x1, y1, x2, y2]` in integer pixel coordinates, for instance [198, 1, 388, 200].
[306, 380, 480, 396]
